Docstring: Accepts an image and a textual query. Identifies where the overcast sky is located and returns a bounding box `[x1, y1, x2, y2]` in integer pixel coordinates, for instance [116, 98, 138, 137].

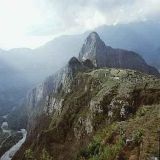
[0, 0, 160, 49]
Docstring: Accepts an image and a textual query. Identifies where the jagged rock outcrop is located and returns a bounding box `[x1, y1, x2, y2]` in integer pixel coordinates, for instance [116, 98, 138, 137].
[25, 56, 92, 136]
[79, 32, 159, 76]
[27, 57, 87, 109]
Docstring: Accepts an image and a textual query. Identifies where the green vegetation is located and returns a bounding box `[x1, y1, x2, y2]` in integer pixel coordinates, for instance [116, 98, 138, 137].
[79, 136, 125, 160]
[25, 149, 34, 160]
[100, 138, 125, 160]
[132, 129, 143, 145]
[25, 148, 54, 160]
[79, 141, 100, 159]
[136, 106, 150, 117]
[78, 123, 126, 160]
[40, 148, 54, 160]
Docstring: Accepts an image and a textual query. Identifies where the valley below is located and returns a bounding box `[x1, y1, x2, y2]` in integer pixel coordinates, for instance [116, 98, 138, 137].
[0, 115, 27, 160]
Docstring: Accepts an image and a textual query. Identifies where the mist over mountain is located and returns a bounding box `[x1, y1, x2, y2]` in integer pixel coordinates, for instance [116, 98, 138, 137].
[0, 36, 84, 114]
[1, 21, 160, 80]
[0, 20, 160, 115]
[0, 58, 31, 115]
[2, 21, 160, 76]
[96, 21, 160, 69]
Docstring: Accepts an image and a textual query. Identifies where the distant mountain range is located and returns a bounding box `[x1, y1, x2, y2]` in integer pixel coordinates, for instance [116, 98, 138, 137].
[96, 21, 160, 70]
[0, 20, 160, 114]
[0, 21, 160, 83]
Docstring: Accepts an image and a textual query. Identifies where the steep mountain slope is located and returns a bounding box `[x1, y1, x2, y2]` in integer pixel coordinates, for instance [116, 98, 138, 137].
[13, 68, 160, 160]
[26, 57, 90, 112]
[12, 33, 160, 160]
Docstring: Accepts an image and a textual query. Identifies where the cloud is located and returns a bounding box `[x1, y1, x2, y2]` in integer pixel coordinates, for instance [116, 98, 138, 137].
[0, 0, 160, 48]
[29, 0, 160, 36]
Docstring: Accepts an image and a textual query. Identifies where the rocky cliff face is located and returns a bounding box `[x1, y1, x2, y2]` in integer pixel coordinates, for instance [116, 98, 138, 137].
[26, 32, 159, 121]
[79, 32, 159, 76]
[25, 56, 92, 136]
[12, 32, 160, 160]
[27, 57, 87, 109]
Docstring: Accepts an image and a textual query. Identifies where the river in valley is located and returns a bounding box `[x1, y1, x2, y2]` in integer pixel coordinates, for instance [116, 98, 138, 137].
[0, 116, 27, 160]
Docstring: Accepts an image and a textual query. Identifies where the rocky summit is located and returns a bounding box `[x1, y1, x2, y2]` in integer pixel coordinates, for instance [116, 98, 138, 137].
[12, 32, 160, 160]
[79, 32, 159, 76]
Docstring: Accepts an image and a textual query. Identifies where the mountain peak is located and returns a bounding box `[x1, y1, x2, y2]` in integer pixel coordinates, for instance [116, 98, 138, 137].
[78, 32, 106, 66]
[86, 32, 100, 43]
[68, 57, 81, 66]
[78, 32, 159, 76]
[67, 57, 86, 75]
